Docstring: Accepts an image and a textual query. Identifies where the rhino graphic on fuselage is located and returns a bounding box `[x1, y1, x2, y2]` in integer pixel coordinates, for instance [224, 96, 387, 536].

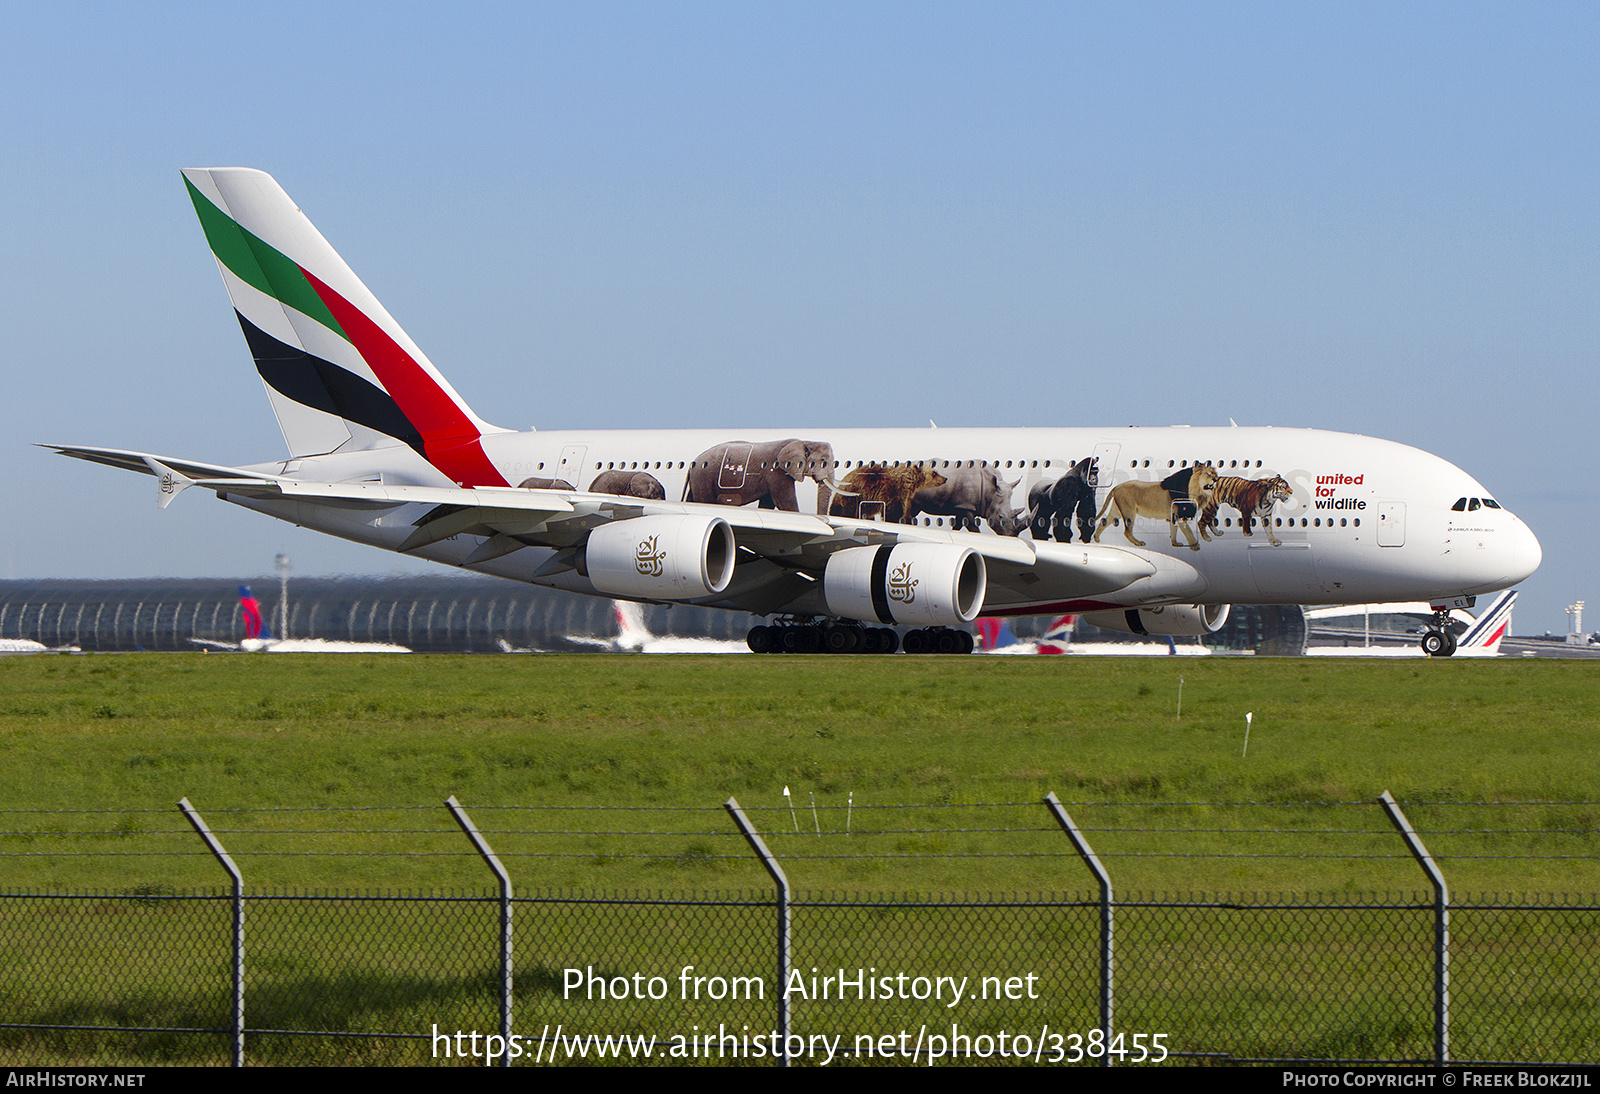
[907, 466, 1023, 535]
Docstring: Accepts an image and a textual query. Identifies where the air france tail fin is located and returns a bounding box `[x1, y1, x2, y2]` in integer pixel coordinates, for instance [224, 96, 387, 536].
[182, 168, 509, 485]
[1459, 589, 1516, 653]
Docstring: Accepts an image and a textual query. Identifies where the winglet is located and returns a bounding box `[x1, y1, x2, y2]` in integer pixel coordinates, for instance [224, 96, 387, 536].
[144, 457, 193, 509]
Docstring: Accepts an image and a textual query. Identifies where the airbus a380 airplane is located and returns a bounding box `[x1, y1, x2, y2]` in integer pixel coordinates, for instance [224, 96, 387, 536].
[51, 169, 1542, 656]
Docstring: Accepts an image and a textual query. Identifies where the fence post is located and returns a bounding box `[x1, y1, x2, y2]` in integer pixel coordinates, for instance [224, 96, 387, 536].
[177, 797, 244, 1068]
[724, 797, 790, 1067]
[1044, 792, 1113, 1066]
[1377, 790, 1449, 1065]
[446, 795, 514, 1067]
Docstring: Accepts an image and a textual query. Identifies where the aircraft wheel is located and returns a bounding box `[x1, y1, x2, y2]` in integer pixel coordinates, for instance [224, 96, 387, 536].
[1421, 629, 1449, 657]
[936, 629, 960, 654]
[798, 626, 823, 654]
[747, 626, 774, 654]
[823, 626, 852, 654]
[878, 629, 899, 654]
[1440, 630, 1458, 657]
[959, 630, 975, 655]
[860, 629, 881, 654]
[781, 626, 804, 653]
[902, 629, 926, 654]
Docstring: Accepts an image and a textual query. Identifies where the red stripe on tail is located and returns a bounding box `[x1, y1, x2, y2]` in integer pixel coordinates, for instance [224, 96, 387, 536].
[300, 268, 507, 487]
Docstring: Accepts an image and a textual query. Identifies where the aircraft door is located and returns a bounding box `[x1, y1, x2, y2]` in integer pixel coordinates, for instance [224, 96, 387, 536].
[556, 446, 587, 488]
[1377, 502, 1406, 547]
[1089, 443, 1121, 491]
[717, 443, 755, 492]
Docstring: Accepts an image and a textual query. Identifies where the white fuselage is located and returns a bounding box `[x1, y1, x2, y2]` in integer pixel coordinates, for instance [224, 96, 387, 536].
[229, 424, 1541, 617]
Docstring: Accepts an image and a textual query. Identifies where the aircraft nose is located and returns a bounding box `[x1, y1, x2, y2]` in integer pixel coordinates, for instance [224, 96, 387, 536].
[1507, 518, 1542, 585]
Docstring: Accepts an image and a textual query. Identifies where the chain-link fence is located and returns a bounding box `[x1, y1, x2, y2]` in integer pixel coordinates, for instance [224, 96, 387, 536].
[0, 796, 1595, 1066]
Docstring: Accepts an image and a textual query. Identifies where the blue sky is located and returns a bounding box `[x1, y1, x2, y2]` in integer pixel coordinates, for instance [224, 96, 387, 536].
[3, 3, 1595, 632]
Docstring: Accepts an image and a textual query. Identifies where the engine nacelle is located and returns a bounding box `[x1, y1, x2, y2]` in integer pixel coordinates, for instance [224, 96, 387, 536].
[1080, 603, 1231, 637]
[585, 515, 736, 600]
[824, 544, 987, 627]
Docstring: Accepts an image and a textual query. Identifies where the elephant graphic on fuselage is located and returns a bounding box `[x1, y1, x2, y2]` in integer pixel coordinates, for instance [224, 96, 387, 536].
[587, 469, 667, 500]
[682, 439, 854, 514]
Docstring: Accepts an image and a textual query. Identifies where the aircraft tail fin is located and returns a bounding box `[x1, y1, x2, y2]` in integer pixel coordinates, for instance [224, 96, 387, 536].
[1036, 614, 1076, 655]
[613, 601, 650, 651]
[182, 168, 509, 485]
[1459, 590, 1516, 653]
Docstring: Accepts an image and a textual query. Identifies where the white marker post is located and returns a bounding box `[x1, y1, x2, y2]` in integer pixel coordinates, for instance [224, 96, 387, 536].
[1177, 675, 1184, 723]
[1242, 712, 1253, 757]
[783, 786, 798, 832]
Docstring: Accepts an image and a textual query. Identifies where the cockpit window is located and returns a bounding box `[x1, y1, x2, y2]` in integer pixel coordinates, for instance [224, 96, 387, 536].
[1482, 498, 1501, 509]
[1451, 498, 1467, 511]
[1468, 498, 1481, 511]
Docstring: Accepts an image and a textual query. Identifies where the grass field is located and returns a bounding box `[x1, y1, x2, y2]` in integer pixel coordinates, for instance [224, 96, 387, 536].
[0, 651, 1596, 1066]
[0, 652, 1595, 894]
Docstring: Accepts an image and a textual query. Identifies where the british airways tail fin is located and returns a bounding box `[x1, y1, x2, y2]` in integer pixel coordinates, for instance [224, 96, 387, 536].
[1459, 589, 1516, 653]
[182, 168, 509, 485]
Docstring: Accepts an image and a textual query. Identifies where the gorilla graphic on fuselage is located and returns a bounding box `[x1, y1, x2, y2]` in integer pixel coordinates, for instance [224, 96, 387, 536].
[1026, 457, 1097, 543]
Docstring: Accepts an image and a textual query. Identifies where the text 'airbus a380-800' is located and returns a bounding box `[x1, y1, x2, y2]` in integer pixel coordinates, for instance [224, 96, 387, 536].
[51, 169, 1542, 656]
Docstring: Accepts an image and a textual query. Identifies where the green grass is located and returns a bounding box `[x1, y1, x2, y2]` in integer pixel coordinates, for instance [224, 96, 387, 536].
[0, 653, 1595, 892]
[0, 651, 1596, 1065]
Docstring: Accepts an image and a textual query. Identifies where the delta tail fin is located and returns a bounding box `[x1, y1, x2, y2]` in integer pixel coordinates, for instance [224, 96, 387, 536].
[182, 168, 508, 485]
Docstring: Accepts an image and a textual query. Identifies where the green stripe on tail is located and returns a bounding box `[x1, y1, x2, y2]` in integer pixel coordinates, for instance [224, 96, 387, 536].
[184, 177, 347, 341]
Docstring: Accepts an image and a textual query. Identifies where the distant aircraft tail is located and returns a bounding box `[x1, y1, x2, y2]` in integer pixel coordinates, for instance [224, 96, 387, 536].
[975, 618, 1014, 650]
[613, 601, 650, 651]
[182, 168, 508, 485]
[1458, 590, 1516, 653]
[1037, 614, 1075, 655]
[238, 585, 269, 640]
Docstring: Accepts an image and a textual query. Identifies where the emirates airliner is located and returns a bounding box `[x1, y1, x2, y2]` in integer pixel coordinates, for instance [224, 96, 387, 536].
[51, 169, 1540, 656]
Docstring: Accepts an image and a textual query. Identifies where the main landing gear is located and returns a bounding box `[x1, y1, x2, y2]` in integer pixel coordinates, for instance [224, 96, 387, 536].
[745, 622, 974, 655]
[1420, 610, 1459, 658]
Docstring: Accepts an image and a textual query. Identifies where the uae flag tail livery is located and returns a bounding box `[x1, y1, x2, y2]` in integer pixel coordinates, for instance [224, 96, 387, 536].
[181, 168, 509, 487]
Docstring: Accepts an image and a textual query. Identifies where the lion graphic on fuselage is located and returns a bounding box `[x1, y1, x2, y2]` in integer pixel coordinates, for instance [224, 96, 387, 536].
[1092, 464, 1218, 551]
[1198, 475, 1294, 547]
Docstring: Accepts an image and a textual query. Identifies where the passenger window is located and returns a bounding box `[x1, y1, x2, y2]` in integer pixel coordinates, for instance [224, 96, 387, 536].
[1451, 498, 1467, 511]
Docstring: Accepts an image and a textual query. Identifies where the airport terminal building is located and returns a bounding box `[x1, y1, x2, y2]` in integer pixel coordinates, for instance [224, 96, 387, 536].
[0, 576, 1306, 654]
[0, 576, 748, 653]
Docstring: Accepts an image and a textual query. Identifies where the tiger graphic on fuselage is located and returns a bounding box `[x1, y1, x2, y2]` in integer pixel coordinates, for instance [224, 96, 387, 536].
[1198, 475, 1294, 547]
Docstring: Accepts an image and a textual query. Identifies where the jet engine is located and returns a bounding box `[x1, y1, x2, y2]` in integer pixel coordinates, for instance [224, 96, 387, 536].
[823, 544, 986, 627]
[1080, 603, 1231, 637]
[585, 515, 736, 600]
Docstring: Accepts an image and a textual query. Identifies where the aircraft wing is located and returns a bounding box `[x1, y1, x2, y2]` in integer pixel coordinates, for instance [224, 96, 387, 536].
[49, 444, 1157, 612]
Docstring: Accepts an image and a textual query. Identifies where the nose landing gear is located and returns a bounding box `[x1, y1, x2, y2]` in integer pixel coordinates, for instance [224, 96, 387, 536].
[1420, 610, 1459, 657]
